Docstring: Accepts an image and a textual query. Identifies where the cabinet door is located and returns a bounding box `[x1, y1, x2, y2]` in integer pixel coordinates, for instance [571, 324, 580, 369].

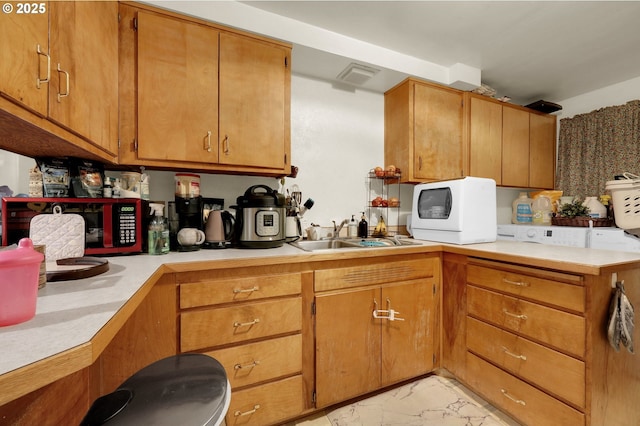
[414, 83, 464, 180]
[469, 96, 502, 183]
[502, 107, 530, 187]
[0, 2, 48, 116]
[529, 113, 556, 189]
[381, 280, 435, 385]
[49, 1, 118, 155]
[137, 11, 219, 163]
[315, 287, 380, 408]
[219, 32, 289, 169]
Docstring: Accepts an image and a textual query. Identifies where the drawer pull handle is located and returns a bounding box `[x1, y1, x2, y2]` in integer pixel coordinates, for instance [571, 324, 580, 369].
[503, 278, 530, 287]
[502, 309, 527, 320]
[234, 360, 260, 370]
[501, 346, 527, 361]
[235, 404, 260, 417]
[234, 318, 260, 328]
[233, 286, 259, 294]
[501, 389, 526, 406]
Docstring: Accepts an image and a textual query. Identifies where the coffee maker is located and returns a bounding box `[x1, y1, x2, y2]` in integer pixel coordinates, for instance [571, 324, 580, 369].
[174, 195, 203, 251]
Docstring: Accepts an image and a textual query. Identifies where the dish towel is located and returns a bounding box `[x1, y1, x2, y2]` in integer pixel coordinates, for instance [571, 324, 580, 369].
[607, 281, 635, 354]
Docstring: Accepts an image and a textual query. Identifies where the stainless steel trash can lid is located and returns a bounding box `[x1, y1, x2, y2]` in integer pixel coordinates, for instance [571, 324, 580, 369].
[81, 354, 230, 426]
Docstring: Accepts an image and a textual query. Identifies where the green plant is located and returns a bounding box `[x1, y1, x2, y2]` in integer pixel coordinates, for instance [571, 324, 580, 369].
[557, 200, 590, 218]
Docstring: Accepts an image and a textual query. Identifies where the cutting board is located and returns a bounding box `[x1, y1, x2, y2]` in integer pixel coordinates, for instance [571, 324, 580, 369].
[30, 205, 85, 261]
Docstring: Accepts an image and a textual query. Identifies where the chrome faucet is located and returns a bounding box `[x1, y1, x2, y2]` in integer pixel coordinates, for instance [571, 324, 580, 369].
[332, 219, 349, 239]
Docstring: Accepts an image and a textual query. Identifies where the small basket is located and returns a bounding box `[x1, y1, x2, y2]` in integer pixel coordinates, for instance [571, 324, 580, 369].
[606, 173, 640, 230]
[551, 217, 613, 227]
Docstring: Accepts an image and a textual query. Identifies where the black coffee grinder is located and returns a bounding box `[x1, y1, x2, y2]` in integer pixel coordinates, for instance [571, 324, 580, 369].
[175, 195, 203, 251]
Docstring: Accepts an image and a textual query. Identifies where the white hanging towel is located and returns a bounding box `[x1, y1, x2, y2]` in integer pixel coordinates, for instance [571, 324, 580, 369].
[607, 281, 635, 354]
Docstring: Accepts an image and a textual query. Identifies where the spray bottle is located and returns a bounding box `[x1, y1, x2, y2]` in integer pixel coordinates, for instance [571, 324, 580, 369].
[148, 203, 169, 255]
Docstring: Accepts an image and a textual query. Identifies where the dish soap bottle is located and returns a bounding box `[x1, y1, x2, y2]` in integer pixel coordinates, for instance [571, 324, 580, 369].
[358, 212, 368, 238]
[512, 192, 533, 224]
[348, 215, 358, 238]
[148, 203, 169, 255]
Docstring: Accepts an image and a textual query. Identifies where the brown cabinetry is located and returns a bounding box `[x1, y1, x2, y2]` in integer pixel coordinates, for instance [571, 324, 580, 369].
[0, 1, 118, 159]
[119, 3, 291, 176]
[314, 256, 439, 408]
[384, 78, 556, 188]
[178, 271, 305, 426]
[135, 10, 219, 164]
[466, 93, 556, 189]
[385, 78, 465, 183]
[465, 260, 587, 424]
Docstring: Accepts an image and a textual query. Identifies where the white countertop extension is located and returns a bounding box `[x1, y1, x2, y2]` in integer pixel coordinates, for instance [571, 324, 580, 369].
[2, 240, 640, 378]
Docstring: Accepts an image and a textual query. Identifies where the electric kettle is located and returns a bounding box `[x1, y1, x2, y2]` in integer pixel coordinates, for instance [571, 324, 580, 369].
[204, 210, 235, 248]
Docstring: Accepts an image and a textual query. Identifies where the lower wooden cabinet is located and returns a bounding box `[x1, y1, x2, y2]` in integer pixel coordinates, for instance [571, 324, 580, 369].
[466, 353, 584, 426]
[226, 375, 305, 426]
[314, 256, 440, 408]
[177, 269, 305, 426]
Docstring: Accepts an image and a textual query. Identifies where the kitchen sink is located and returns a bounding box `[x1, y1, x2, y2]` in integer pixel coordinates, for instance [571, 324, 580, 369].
[290, 237, 419, 252]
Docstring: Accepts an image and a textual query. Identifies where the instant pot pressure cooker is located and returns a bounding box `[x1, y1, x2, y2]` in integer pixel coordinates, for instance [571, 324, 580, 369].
[232, 185, 286, 248]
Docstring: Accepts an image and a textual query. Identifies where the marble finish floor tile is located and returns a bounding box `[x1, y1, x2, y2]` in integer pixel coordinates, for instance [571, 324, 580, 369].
[322, 375, 519, 426]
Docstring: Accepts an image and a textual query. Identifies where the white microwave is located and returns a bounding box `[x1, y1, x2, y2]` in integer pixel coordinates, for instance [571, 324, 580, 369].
[410, 176, 497, 245]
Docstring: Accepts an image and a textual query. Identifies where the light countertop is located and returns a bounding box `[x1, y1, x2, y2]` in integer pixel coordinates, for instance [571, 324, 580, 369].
[2, 239, 640, 379]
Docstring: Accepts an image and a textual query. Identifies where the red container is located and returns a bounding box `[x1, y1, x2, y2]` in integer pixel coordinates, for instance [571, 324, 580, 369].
[0, 238, 44, 326]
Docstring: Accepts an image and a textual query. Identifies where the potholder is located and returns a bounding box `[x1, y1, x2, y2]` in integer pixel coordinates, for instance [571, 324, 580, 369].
[30, 205, 85, 261]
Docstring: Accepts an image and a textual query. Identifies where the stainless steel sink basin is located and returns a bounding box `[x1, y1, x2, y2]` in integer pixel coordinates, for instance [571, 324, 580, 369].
[290, 237, 419, 252]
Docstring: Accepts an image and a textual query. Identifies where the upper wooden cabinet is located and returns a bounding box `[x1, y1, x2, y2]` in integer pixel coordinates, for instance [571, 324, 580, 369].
[135, 10, 219, 164]
[0, 2, 49, 116]
[384, 78, 557, 189]
[219, 32, 290, 170]
[48, 2, 119, 156]
[385, 78, 465, 183]
[466, 93, 557, 189]
[119, 3, 292, 176]
[0, 1, 119, 160]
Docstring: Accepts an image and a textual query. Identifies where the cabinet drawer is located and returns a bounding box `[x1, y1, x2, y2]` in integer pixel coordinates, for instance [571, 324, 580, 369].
[466, 353, 584, 426]
[180, 273, 302, 308]
[467, 286, 585, 358]
[225, 375, 305, 426]
[181, 297, 302, 351]
[206, 334, 302, 389]
[467, 317, 585, 408]
[467, 264, 584, 312]
[315, 258, 437, 292]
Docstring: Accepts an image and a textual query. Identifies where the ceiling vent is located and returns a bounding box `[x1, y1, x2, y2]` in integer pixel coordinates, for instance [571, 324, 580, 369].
[336, 63, 380, 85]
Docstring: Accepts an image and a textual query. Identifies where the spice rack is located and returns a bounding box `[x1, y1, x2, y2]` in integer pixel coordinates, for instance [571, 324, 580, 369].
[366, 171, 401, 236]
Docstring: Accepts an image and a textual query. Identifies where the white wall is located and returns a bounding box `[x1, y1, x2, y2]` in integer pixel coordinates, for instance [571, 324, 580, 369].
[557, 75, 640, 119]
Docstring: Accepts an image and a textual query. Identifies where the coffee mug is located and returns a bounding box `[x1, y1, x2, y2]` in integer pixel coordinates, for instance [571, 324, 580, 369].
[177, 228, 205, 246]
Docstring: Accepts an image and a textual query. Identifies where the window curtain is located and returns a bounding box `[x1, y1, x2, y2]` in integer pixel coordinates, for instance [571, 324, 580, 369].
[556, 100, 640, 198]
